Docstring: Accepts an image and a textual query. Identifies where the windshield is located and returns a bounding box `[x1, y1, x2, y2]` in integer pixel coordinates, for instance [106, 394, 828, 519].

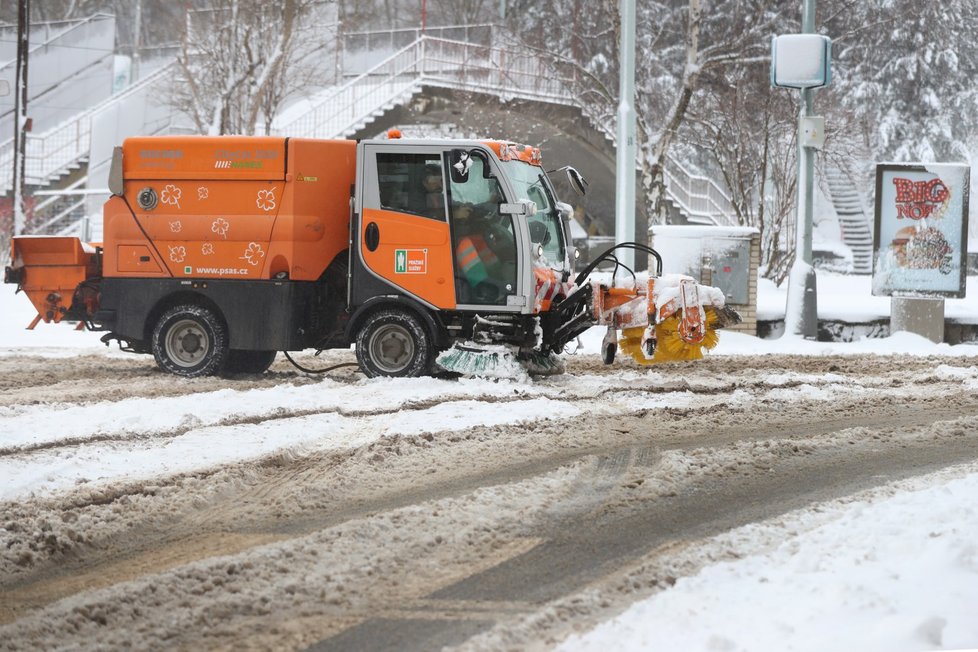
[502, 160, 565, 265]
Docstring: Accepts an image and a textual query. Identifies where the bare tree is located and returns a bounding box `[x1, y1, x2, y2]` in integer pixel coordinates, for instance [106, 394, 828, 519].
[429, 0, 492, 26]
[635, 1, 791, 227]
[685, 57, 799, 282]
[174, 0, 336, 136]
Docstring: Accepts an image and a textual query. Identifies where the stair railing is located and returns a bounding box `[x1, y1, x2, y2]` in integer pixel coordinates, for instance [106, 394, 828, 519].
[273, 40, 424, 138]
[0, 63, 174, 195]
[662, 159, 736, 226]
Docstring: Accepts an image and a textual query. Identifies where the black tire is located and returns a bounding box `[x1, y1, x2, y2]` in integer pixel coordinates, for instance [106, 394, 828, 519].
[355, 309, 433, 378]
[152, 304, 229, 377]
[223, 349, 277, 375]
[602, 342, 617, 365]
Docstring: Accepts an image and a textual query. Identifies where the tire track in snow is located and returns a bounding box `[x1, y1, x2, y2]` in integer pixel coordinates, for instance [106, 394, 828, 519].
[2, 373, 975, 503]
[2, 365, 952, 458]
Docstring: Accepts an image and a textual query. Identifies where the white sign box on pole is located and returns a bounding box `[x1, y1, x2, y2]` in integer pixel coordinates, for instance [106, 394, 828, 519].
[770, 34, 832, 89]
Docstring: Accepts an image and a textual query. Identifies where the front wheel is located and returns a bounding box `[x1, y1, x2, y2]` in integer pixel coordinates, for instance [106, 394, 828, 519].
[355, 309, 433, 378]
[152, 304, 229, 377]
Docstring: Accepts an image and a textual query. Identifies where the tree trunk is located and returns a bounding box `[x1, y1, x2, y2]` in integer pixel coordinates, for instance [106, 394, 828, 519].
[642, 0, 701, 226]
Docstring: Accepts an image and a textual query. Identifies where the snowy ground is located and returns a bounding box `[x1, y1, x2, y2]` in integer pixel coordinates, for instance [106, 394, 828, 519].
[1, 274, 977, 650]
[557, 464, 978, 652]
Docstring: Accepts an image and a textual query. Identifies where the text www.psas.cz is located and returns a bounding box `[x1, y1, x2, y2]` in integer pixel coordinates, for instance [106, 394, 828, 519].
[195, 267, 249, 276]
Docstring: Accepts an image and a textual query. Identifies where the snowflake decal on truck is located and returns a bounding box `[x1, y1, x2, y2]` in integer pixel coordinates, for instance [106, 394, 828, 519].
[256, 188, 277, 212]
[160, 184, 182, 209]
[240, 242, 265, 266]
[168, 245, 186, 263]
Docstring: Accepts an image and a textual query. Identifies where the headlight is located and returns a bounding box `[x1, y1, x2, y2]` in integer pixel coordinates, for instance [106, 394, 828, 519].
[574, 248, 581, 260]
[536, 245, 544, 258]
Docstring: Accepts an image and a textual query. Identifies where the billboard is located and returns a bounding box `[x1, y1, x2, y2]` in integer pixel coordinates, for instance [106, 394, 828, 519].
[872, 163, 970, 298]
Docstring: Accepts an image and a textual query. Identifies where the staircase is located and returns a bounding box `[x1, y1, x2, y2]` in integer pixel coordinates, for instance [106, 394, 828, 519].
[663, 161, 736, 225]
[0, 63, 174, 197]
[825, 166, 873, 273]
[5, 26, 738, 234]
[273, 33, 737, 227]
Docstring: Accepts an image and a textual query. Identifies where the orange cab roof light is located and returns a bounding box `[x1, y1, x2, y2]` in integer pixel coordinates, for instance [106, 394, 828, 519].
[481, 140, 543, 166]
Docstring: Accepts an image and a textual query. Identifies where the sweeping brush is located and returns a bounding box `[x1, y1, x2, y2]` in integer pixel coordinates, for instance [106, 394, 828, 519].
[619, 307, 722, 365]
[436, 344, 525, 379]
[435, 343, 565, 378]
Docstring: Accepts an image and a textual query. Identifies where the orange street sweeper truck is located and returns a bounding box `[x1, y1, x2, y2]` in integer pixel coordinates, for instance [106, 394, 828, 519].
[4, 133, 740, 378]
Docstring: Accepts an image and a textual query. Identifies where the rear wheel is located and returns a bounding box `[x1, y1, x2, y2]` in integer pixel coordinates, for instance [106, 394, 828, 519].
[152, 304, 228, 377]
[355, 309, 432, 378]
[223, 349, 277, 375]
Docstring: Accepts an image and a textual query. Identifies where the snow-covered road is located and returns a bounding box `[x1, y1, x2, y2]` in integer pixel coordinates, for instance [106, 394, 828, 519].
[2, 283, 978, 651]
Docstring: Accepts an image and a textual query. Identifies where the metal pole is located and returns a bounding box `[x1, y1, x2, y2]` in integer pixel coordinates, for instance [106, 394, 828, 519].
[784, 0, 818, 339]
[132, 0, 142, 82]
[614, 0, 637, 270]
[12, 0, 30, 237]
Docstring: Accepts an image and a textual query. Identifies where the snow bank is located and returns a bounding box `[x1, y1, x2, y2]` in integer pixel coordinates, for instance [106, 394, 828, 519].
[558, 463, 978, 652]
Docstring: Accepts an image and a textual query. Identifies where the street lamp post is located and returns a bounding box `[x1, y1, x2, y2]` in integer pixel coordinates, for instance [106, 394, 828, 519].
[784, 0, 819, 339]
[615, 0, 637, 271]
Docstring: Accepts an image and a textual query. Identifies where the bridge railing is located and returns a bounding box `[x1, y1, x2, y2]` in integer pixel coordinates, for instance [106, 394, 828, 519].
[275, 34, 588, 139]
[276, 30, 735, 226]
[418, 37, 578, 104]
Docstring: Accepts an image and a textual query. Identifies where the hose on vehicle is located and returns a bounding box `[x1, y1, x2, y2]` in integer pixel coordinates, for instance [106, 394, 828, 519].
[574, 242, 663, 286]
[282, 351, 359, 375]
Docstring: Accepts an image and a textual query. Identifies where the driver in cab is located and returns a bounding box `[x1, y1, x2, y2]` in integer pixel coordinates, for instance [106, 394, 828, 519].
[452, 192, 515, 303]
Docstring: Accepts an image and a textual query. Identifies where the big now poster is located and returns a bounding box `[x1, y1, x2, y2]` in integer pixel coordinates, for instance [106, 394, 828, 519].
[872, 163, 970, 298]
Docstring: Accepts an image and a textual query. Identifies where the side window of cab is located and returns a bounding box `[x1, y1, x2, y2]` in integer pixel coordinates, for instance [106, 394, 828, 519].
[376, 153, 447, 221]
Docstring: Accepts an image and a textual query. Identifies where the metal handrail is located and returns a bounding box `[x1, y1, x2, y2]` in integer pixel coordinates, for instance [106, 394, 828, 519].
[0, 63, 174, 194]
[0, 13, 114, 70]
[662, 159, 736, 226]
[8, 25, 737, 229]
[33, 197, 86, 234]
[273, 40, 421, 137]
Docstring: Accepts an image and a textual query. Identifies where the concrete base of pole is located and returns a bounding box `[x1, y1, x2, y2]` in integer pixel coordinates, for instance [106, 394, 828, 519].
[891, 296, 945, 344]
[785, 263, 818, 339]
[798, 268, 818, 339]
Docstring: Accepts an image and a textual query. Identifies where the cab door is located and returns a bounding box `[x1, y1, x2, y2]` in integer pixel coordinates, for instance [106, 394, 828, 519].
[356, 143, 457, 309]
[446, 153, 520, 308]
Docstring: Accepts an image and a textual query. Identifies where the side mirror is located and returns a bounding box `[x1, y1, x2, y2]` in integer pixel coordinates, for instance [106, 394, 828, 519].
[449, 149, 471, 184]
[565, 167, 588, 196]
[528, 221, 548, 244]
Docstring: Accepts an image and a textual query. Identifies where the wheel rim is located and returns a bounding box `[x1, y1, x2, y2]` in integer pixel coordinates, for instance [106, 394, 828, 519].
[165, 319, 210, 368]
[368, 323, 415, 374]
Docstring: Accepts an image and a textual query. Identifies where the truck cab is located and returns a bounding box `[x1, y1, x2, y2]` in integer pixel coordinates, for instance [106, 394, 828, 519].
[346, 137, 584, 376]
